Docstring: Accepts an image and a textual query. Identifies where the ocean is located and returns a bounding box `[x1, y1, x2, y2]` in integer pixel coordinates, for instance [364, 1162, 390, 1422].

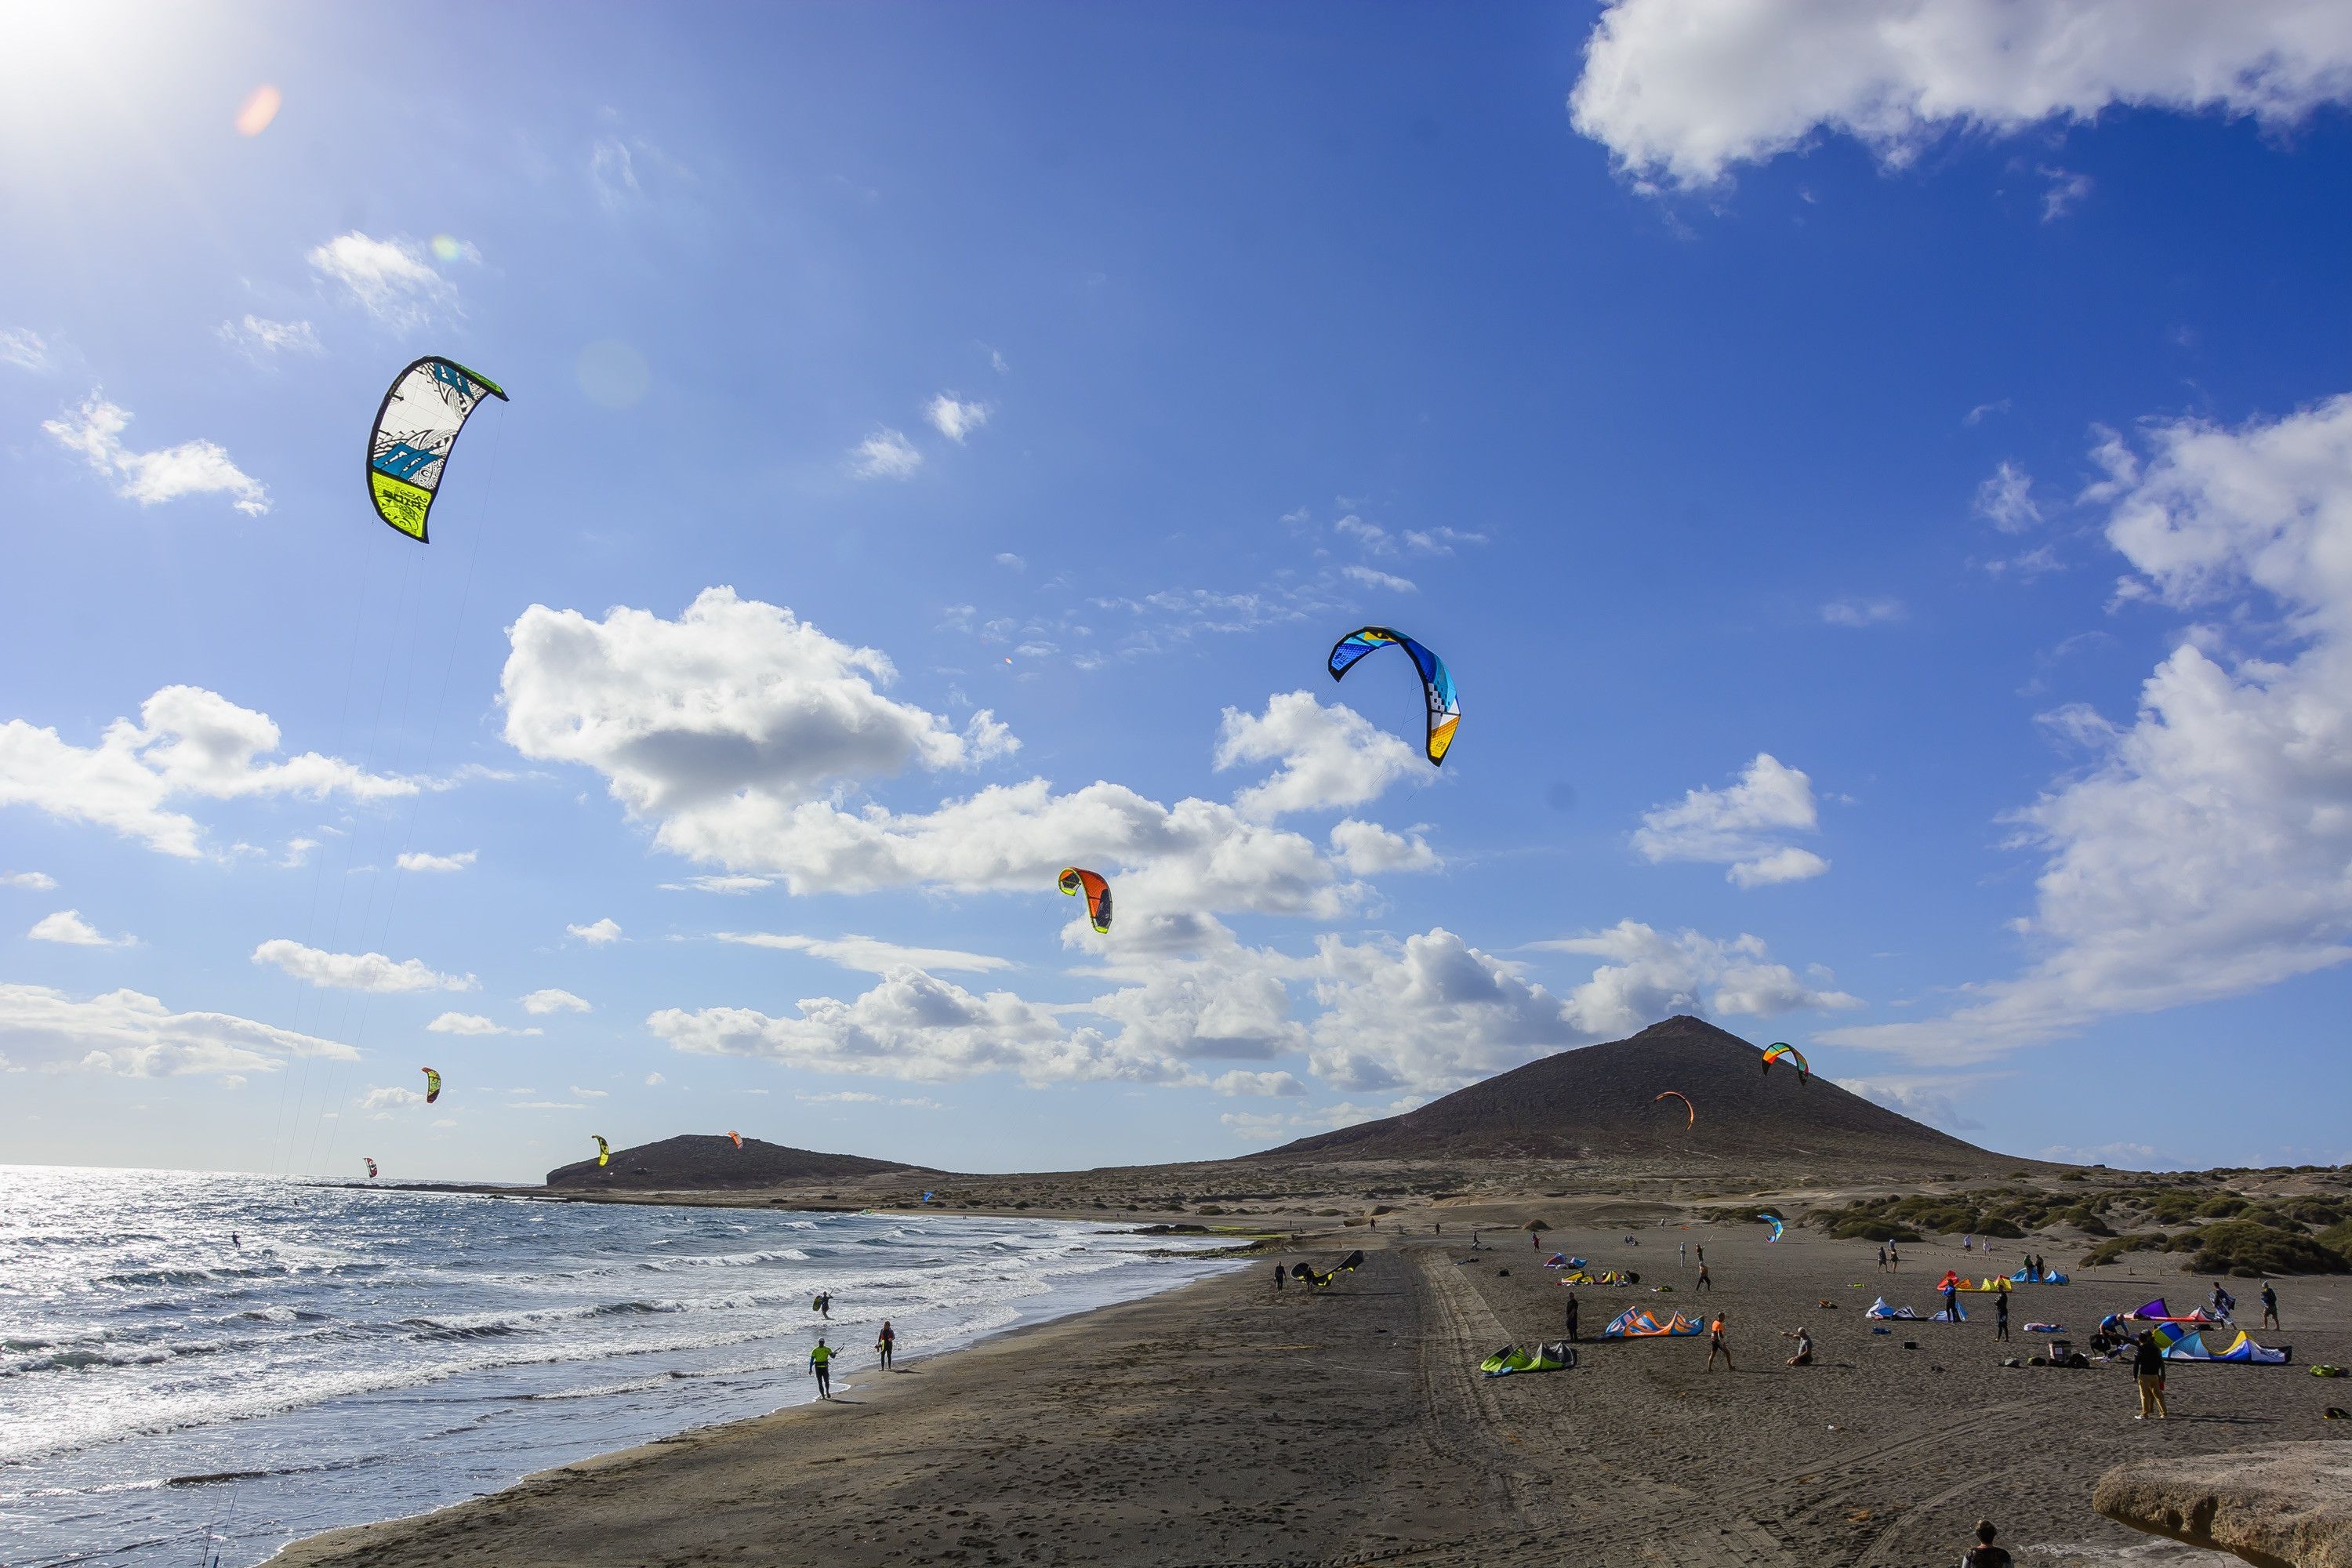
[0, 1166, 1236, 1567]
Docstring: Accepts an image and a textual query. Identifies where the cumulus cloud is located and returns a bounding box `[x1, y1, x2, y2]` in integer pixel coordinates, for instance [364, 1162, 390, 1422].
[1214, 692, 1422, 820]
[1341, 564, 1418, 593]
[45, 394, 269, 515]
[926, 394, 989, 443]
[1632, 753, 1829, 886]
[521, 988, 592, 1014]
[0, 684, 414, 858]
[1327, 818, 1439, 875]
[1534, 920, 1862, 1040]
[1828, 394, 2352, 1060]
[566, 919, 622, 946]
[396, 850, 475, 873]
[1836, 1074, 1986, 1131]
[307, 232, 458, 328]
[426, 1011, 539, 1036]
[217, 315, 321, 358]
[0, 982, 355, 1077]
[361, 1085, 424, 1112]
[716, 931, 1012, 974]
[1212, 1069, 1305, 1097]
[849, 427, 923, 478]
[252, 939, 476, 993]
[2, 871, 57, 890]
[1570, 0, 2352, 189]
[29, 909, 131, 946]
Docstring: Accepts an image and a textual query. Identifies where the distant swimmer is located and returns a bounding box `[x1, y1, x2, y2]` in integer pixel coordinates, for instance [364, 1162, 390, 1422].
[810, 1338, 834, 1400]
[876, 1320, 895, 1372]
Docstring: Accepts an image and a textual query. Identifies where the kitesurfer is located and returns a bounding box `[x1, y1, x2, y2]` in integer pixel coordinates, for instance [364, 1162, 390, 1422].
[810, 1338, 834, 1400]
[876, 1321, 895, 1371]
[2132, 1330, 2167, 1420]
[1705, 1312, 1733, 1372]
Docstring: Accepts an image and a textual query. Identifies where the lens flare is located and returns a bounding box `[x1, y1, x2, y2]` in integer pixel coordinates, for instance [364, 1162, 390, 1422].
[429, 234, 466, 263]
[234, 85, 281, 136]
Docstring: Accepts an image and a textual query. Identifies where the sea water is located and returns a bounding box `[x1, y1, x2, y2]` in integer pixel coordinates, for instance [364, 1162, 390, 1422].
[0, 1166, 1235, 1567]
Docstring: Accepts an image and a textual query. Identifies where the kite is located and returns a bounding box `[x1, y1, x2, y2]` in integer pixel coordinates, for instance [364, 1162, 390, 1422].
[920, 1190, 935, 1203]
[1327, 626, 1459, 765]
[368, 356, 508, 543]
[364, 1157, 378, 1178]
[421, 1066, 441, 1104]
[1762, 1214, 1784, 1243]
[1480, 1341, 1577, 1376]
[593, 1135, 611, 1167]
[1761, 1043, 1809, 1085]
[1058, 866, 1112, 934]
[727, 1131, 743, 1149]
[1653, 1090, 1694, 1130]
[1599, 1307, 1704, 1338]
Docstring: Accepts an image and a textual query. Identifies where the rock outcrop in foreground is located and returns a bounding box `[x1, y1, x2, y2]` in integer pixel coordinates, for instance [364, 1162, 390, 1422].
[2095, 1443, 2352, 1568]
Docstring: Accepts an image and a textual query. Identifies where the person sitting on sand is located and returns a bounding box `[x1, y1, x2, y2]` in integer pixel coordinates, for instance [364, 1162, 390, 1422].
[2132, 1330, 2167, 1421]
[876, 1320, 895, 1371]
[810, 1338, 834, 1400]
[1706, 1312, 1732, 1371]
[1564, 1290, 1581, 1342]
[1961, 1519, 2013, 1567]
[1782, 1326, 1813, 1367]
[2260, 1280, 2279, 1329]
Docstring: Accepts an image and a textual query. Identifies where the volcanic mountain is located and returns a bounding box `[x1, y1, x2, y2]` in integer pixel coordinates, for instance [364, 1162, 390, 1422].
[546, 1134, 939, 1190]
[1250, 1015, 2019, 1174]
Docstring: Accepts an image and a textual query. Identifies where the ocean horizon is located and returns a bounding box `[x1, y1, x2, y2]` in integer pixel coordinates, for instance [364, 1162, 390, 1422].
[0, 1165, 1236, 1568]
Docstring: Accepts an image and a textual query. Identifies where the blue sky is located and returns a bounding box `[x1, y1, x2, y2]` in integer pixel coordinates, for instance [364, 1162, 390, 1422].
[5, 0, 2350, 1182]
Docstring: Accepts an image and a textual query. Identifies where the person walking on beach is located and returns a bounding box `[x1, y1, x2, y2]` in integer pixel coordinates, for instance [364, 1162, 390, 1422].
[1781, 1325, 1813, 1367]
[876, 1320, 895, 1371]
[810, 1338, 835, 1400]
[1694, 1260, 1712, 1293]
[1876, 1244, 1887, 1274]
[1679, 1240, 1686, 1269]
[1695, 1244, 1704, 1269]
[1564, 1290, 1581, 1343]
[1941, 1277, 1960, 1322]
[1706, 1312, 1733, 1372]
[1273, 1260, 1286, 1294]
[2132, 1330, 2167, 1421]
[2260, 1280, 2279, 1329]
[2210, 1280, 2236, 1323]
[1962, 1519, 2014, 1567]
[1994, 1287, 2010, 1343]
[1888, 1243, 1900, 1272]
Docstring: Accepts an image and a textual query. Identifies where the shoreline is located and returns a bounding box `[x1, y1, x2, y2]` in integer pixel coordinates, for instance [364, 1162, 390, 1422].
[261, 1218, 2347, 1568]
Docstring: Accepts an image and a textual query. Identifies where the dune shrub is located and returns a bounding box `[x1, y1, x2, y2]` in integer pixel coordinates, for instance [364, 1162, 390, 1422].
[2176, 1220, 2349, 1277]
[2078, 1232, 2168, 1268]
[2196, 1195, 2248, 1219]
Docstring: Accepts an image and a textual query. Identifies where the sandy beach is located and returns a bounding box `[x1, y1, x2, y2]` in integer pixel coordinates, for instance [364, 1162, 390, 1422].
[267, 1208, 2349, 1567]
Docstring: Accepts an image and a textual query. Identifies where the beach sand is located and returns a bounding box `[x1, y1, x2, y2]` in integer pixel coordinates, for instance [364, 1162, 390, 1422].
[269, 1214, 2346, 1567]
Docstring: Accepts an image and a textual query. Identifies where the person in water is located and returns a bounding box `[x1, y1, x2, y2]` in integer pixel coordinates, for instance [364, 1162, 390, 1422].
[1781, 1325, 1813, 1367]
[1962, 1519, 2014, 1567]
[810, 1338, 834, 1400]
[876, 1321, 895, 1371]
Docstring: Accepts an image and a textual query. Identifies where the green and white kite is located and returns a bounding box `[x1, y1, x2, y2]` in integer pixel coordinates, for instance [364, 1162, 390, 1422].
[367, 356, 506, 543]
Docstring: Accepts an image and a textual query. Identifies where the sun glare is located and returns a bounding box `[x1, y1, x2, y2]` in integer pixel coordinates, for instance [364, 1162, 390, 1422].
[234, 84, 281, 136]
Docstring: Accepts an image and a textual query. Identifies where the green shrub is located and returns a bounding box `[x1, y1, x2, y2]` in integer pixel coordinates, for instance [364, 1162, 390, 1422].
[2079, 1232, 2168, 1268]
[2148, 1192, 2204, 1225]
[2196, 1195, 2248, 1219]
[2315, 1218, 2352, 1254]
[2063, 1205, 2114, 1237]
[1831, 1218, 1921, 1243]
[2177, 1220, 2350, 1278]
[1977, 1217, 2027, 1239]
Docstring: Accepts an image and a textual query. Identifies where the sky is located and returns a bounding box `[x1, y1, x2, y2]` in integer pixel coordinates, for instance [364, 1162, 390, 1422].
[4, 0, 2350, 1183]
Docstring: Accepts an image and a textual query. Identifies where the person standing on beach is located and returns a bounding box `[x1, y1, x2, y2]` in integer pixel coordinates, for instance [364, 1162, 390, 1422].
[1694, 1261, 1712, 1293]
[1695, 1244, 1704, 1269]
[1564, 1290, 1581, 1342]
[2260, 1280, 2279, 1328]
[1706, 1312, 1733, 1371]
[1273, 1261, 1285, 1293]
[1962, 1519, 2014, 1567]
[810, 1338, 835, 1400]
[876, 1321, 896, 1370]
[1994, 1286, 2010, 1342]
[1941, 1277, 1960, 1322]
[1888, 1242, 1900, 1272]
[1679, 1241, 1687, 1269]
[1877, 1243, 1887, 1273]
[2132, 1330, 2167, 1420]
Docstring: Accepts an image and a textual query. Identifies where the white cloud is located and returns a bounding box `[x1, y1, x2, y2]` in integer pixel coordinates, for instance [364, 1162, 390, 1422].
[1211, 1069, 1305, 1098]
[1828, 393, 2352, 1061]
[1836, 1074, 1986, 1131]
[1401, 526, 1488, 555]
[1821, 597, 1906, 627]
[2, 871, 58, 891]
[644, 1071, 665, 1086]
[1327, 818, 1439, 875]
[1633, 753, 1829, 886]
[1214, 691, 1423, 821]
[849, 427, 923, 479]
[45, 394, 269, 515]
[659, 873, 775, 894]
[1533, 920, 1861, 1040]
[1341, 564, 1418, 593]
[798, 1090, 884, 1104]
[0, 982, 354, 1077]
[510, 1100, 586, 1111]
[217, 315, 321, 358]
[521, 988, 592, 1015]
[3, 328, 52, 370]
[569, 1083, 609, 1098]
[993, 553, 1025, 571]
[397, 850, 475, 873]
[926, 394, 989, 443]
[1334, 514, 1392, 554]
[566, 918, 622, 946]
[1570, 0, 2352, 190]
[0, 684, 414, 858]
[307, 232, 458, 328]
[426, 1011, 539, 1036]
[716, 931, 1011, 974]
[502, 588, 1014, 832]
[1976, 460, 2042, 532]
[29, 909, 130, 947]
[361, 1085, 423, 1111]
[1221, 1094, 1427, 1141]
[252, 939, 476, 993]
[2039, 165, 2094, 222]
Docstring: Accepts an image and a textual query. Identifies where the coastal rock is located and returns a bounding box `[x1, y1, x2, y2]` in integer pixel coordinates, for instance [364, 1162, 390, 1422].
[2093, 1443, 2352, 1568]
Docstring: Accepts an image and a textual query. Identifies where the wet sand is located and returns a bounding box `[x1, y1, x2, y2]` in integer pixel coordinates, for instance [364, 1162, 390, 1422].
[269, 1218, 2346, 1567]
